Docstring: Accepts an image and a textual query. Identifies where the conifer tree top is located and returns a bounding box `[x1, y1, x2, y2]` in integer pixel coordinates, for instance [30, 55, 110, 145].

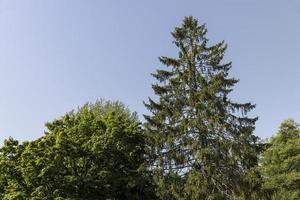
[144, 16, 259, 199]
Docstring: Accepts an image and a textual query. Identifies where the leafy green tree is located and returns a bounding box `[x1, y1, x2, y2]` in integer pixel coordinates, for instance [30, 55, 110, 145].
[0, 100, 155, 199]
[261, 119, 300, 200]
[0, 138, 28, 199]
[144, 16, 260, 199]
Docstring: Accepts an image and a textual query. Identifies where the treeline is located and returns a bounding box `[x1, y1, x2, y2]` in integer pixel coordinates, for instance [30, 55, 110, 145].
[0, 17, 299, 200]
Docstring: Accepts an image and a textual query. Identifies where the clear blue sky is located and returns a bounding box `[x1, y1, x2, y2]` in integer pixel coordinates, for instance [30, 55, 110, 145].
[0, 0, 299, 142]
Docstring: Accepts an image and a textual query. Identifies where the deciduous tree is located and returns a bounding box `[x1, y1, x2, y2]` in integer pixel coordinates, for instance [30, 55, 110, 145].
[261, 119, 300, 200]
[0, 100, 154, 199]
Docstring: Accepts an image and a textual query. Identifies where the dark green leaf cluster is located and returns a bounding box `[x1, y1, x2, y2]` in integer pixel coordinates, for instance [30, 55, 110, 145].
[0, 100, 154, 200]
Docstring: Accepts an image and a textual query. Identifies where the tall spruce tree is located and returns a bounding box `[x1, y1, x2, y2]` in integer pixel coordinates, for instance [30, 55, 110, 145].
[144, 16, 260, 199]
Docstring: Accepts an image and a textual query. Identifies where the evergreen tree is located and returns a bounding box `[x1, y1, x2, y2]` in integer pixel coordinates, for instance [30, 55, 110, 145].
[144, 16, 260, 199]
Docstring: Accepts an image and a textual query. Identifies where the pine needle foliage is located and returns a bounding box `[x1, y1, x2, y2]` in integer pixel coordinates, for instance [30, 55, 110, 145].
[144, 16, 260, 199]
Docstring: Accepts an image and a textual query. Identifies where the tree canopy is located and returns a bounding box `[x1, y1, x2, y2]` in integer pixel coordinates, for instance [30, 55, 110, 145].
[0, 100, 154, 200]
[261, 119, 300, 200]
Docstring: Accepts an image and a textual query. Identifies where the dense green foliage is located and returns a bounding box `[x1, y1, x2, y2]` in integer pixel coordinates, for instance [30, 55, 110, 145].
[144, 16, 261, 199]
[0, 101, 154, 199]
[0, 16, 299, 199]
[261, 119, 300, 200]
